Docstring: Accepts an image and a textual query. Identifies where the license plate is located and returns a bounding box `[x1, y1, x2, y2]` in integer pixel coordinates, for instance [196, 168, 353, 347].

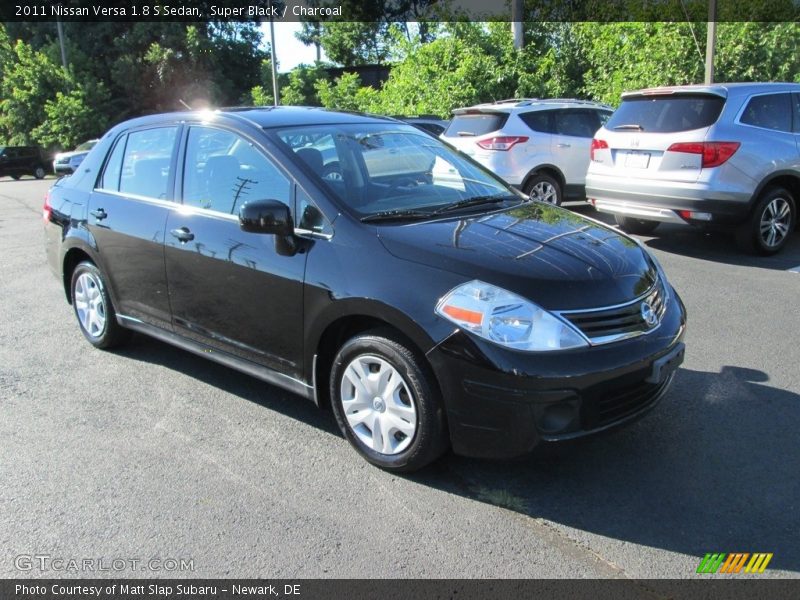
[624, 151, 651, 169]
[646, 343, 685, 385]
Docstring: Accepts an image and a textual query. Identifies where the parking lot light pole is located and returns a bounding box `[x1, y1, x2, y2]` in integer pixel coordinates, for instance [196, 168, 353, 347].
[511, 0, 524, 49]
[705, 0, 716, 84]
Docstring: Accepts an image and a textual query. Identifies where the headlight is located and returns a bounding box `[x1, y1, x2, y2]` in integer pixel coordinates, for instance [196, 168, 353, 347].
[435, 280, 588, 351]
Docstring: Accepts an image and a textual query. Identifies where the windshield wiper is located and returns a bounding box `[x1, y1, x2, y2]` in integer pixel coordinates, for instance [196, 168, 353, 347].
[613, 124, 644, 131]
[431, 194, 516, 215]
[360, 209, 434, 223]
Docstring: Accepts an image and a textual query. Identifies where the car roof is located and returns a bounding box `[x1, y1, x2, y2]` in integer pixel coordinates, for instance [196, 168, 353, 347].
[112, 106, 401, 132]
[452, 98, 613, 114]
[622, 81, 800, 99]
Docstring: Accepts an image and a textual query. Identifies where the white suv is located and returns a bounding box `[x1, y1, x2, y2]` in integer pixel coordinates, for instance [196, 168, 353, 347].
[441, 99, 613, 205]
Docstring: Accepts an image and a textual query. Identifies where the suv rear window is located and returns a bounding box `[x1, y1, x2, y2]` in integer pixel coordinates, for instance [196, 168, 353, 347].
[606, 94, 724, 133]
[444, 113, 509, 137]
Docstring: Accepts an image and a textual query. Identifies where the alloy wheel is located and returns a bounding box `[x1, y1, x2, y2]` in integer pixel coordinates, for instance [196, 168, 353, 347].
[74, 272, 107, 338]
[531, 181, 558, 204]
[759, 197, 791, 248]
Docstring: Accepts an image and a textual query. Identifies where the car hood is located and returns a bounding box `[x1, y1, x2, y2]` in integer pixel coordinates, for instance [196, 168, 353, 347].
[376, 202, 657, 311]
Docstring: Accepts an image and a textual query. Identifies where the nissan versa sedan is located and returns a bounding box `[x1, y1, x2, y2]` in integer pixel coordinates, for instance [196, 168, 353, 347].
[44, 107, 686, 472]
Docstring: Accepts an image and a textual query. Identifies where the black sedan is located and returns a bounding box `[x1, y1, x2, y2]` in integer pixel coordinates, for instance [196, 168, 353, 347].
[43, 107, 686, 471]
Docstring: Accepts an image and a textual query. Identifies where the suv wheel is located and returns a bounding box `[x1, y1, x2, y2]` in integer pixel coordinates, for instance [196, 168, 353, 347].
[70, 261, 130, 349]
[330, 330, 448, 472]
[525, 174, 562, 205]
[33, 166, 46, 179]
[737, 187, 796, 255]
[10, 174, 20, 180]
[615, 215, 660, 235]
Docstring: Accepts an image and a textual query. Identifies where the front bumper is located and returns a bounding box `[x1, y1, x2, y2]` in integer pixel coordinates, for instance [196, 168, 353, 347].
[585, 173, 752, 225]
[426, 286, 687, 459]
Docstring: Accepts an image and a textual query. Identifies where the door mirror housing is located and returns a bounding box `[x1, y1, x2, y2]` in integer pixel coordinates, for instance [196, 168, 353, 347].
[239, 199, 293, 236]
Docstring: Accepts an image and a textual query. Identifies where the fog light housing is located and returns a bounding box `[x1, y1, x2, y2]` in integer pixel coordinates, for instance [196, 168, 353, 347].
[533, 397, 581, 435]
[678, 210, 712, 222]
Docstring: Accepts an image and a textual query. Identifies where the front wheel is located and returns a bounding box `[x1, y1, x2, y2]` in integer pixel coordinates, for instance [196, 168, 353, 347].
[33, 165, 46, 179]
[615, 215, 660, 235]
[736, 186, 796, 255]
[330, 331, 448, 472]
[70, 261, 130, 349]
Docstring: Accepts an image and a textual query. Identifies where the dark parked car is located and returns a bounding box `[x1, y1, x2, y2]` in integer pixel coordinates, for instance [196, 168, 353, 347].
[44, 107, 686, 471]
[0, 145, 49, 179]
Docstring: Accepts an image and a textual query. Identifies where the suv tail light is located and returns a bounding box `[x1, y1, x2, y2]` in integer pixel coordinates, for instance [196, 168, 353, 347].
[666, 142, 740, 168]
[476, 136, 528, 151]
[590, 138, 609, 161]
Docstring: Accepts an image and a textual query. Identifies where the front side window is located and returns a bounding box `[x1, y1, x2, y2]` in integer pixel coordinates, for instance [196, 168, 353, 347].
[119, 127, 177, 199]
[274, 123, 514, 219]
[182, 126, 291, 215]
[740, 93, 792, 133]
[554, 110, 602, 138]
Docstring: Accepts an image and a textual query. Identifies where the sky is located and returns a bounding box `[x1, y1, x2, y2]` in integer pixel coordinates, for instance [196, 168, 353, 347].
[261, 22, 328, 73]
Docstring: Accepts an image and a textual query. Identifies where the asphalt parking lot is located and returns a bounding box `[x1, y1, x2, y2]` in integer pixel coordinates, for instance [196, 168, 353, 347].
[1, 177, 798, 579]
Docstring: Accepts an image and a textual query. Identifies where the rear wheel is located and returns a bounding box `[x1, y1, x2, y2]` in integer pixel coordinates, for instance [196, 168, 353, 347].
[736, 186, 796, 255]
[70, 261, 130, 349]
[10, 174, 20, 180]
[525, 174, 562, 205]
[615, 215, 660, 235]
[330, 330, 448, 472]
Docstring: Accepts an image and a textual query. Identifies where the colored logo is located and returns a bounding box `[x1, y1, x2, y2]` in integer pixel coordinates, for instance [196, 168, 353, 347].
[696, 553, 773, 574]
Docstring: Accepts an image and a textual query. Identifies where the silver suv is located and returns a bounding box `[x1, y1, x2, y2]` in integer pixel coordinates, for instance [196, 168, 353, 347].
[586, 82, 800, 255]
[442, 99, 613, 205]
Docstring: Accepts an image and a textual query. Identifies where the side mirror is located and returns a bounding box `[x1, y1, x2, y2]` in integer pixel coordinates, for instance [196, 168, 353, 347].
[239, 199, 293, 236]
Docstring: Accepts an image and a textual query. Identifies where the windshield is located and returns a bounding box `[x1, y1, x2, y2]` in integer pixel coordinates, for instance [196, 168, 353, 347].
[272, 123, 515, 219]
[75, 140, 98, 152]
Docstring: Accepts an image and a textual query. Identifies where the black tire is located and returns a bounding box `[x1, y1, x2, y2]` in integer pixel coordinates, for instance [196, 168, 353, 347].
[736, 186, 796, 255]
[70, 261, 131, 349]
[33, 165, 46, 179]
[524, 173, 562, 205]
[329, 330, 448, 472]
[615, 214, 660, 235]
[10, 174, 21, 180]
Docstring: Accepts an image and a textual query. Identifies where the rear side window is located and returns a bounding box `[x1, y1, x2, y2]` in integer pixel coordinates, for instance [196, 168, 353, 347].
[740, 93, 793, 133]
[794, 94, 800, 133]
[519, 110, 555, 133]
[98, 135, 127, 191]
[119, 127, 178, 200]
[444, 113, 509, 137]
[606, 94, 724, 133]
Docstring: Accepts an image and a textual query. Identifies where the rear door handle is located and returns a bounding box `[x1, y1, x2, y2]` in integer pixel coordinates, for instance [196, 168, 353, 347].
[557, 143, 571, 148]
[170, 227, 195, 242]
[90, 208, 107, 220]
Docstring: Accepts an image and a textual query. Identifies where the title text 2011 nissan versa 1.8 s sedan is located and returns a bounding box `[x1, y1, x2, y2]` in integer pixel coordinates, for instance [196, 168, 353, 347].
[44, 107, 687, 472]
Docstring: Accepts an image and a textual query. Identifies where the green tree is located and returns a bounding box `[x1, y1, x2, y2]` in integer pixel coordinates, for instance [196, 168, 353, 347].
[32, 81, 110, 149]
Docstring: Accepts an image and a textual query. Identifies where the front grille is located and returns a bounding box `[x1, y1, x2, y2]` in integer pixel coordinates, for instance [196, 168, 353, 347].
[560, 278, 667, 344]
[581, 377, 669, 430]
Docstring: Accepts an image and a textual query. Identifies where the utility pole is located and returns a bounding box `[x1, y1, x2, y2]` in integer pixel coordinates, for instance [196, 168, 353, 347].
[704, 0, 716, 84]
[269, 16, 280, 105]
[511, 0, 524, 50]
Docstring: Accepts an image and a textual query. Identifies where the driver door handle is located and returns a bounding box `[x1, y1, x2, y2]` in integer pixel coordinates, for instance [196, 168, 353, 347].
[90, 208, 107, 220]
[170, 227, 195, 242]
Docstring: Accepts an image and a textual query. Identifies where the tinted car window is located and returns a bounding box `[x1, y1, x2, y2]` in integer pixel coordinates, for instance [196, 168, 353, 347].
[554, 110, 602, 138]
[519, 110, 554, 133]
[444, 113, 509, 137]
[183, 126, 291, 215]
[119, 127, 177, 199]
[795, 93, 800, 133]
[740, 93, 793, 132]
[98, 134, 127, 191]
[607, 94, 725, 133]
